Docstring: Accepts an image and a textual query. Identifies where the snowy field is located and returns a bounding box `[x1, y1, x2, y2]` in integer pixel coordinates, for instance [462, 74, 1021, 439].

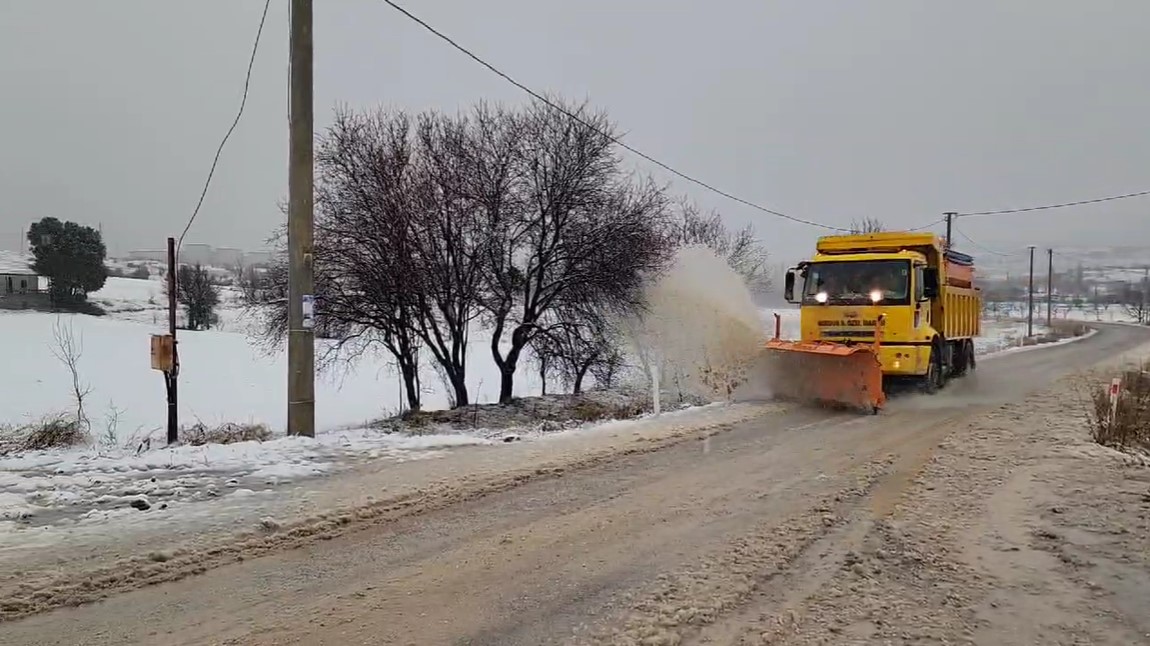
[2, 275, 546, 438]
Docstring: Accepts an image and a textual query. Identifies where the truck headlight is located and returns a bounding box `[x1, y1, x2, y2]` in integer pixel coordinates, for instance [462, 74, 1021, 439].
[870, 290, 882, 303]
[815, 292, 828, 303]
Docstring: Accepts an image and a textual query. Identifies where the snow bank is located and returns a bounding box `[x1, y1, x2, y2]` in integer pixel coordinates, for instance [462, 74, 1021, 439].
[0, 427, 494, 524]
[0, 404, 719, 528]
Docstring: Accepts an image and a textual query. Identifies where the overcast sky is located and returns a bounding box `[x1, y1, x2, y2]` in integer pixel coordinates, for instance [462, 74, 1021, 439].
[1, 0, 1148, 264]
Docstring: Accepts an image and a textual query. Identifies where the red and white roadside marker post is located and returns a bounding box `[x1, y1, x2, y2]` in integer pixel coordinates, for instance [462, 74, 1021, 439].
[1108, 377, 1122, 428]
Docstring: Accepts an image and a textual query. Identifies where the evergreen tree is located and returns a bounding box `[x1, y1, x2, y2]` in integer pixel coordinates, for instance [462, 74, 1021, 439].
[27, 217, 108, 303]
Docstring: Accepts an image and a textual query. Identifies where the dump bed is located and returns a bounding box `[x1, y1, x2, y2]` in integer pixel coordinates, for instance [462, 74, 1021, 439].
[940, 284, 980, 339]
[944, 248, 975, 288]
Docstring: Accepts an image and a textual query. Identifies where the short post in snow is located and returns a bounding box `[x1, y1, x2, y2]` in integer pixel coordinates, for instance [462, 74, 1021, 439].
[1108, 377, 1122, 428]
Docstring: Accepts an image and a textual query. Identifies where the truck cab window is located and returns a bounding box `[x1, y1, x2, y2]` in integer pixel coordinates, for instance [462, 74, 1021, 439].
[802, 260, 912, 306]
[914, 266, 925, 301]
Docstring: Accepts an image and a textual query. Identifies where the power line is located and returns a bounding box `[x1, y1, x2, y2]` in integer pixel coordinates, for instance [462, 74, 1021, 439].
[956, 187, 1150, 218]
[381, 0, 852, 232]
[907, 217, 945, 232]
[953, 228, 1018, 257]
[176, 0, 273, 254]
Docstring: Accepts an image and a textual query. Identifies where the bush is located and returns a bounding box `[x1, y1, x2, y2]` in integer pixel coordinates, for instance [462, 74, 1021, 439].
[570, 398, 645, 422]
[1051, 320, 1090, 338]
[0, 416, 88, 455]
[183, 422, 272, 446]
[1089, 364, 1150, 452]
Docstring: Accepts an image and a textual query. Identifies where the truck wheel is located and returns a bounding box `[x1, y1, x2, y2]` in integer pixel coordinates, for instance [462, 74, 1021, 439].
[921, 352, 940, 394]
[952, 340, 973, 377]
[922, 341, 947, 393]
[935, 351, 949, 390]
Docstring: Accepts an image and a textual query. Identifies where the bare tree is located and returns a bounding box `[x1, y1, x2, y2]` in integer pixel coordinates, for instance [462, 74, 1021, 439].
[849, 217, 886, 234]
[588, 343, 627, 391]
[669, 200, 772, 295]
[244, 111, 427, 411]
[1122, 279, 1149, 324]
[480, 100, 674, 403]
[530, 304, 621, 394]
[401, 110, 494, 407]
[175, 264, 221, 330]
[51, 316, 91, 435]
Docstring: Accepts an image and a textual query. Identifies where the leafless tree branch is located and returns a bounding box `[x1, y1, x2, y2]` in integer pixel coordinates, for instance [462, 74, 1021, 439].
[50, 316, 91, 434]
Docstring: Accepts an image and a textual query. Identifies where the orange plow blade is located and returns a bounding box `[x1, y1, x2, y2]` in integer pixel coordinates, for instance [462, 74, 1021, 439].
[760, 339, 886, 413]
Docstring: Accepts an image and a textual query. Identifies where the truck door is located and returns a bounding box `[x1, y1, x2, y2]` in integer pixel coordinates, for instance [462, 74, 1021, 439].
[914, 266, 929, 328]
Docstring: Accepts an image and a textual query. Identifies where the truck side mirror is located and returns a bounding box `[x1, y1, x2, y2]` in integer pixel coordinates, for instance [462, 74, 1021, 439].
[922, 268, 940, 299]
[784, 269, 797, 303]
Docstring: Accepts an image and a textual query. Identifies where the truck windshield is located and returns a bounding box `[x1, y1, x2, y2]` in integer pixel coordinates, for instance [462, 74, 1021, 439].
[802, 260, 911, 305]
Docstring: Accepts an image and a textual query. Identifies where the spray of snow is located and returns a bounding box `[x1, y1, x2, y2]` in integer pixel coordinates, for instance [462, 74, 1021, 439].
[622, 245, 769, 409]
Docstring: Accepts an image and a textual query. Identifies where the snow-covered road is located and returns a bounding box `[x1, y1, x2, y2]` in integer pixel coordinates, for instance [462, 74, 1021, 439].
[0, 324, 1144, 644]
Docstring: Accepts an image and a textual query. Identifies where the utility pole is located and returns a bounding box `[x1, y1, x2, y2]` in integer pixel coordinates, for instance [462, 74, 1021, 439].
[287, 0, 315, 437]
[166, 237, 179, 444]
[1027, 245, 1036, 337]
[1046, 248, 1054, 328]
[1143, 266, 1149, 325]
[944, 212, 957, 249]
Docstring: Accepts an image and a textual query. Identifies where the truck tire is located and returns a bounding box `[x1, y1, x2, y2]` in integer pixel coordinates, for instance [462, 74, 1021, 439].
[952, 340, 975, 377]
[920, 337, 947, 393]
[920, 342, 945, 394]
[921, 358, 938, 394]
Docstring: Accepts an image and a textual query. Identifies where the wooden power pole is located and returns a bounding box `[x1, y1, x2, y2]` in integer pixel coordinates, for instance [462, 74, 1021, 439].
[1027, 245, 1036, 338]
[944, 212, 956, 249]
[287, 0, 315, 437]
[166, 237, 179, 444]
[1143, 266, 1149, 325]
[1046, 248, 1054, 328]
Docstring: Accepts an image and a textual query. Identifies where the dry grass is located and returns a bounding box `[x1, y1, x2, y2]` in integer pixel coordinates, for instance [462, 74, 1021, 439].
[182, 422, 272, 446]
[1088, 362, 1150, 453]
[1050, 319, 1091, 338]
[569, 398, 646, 422]
[381, 391, 671, 435]
[0, 415, 89, 455]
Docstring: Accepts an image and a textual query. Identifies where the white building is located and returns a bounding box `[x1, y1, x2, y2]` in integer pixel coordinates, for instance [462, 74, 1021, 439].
[0, 251, 43, 297]
[127, 249, 167, 262]
[214, 247, 244, 267]
[242, 250, 273, 266]
[180, 243, 214, 266]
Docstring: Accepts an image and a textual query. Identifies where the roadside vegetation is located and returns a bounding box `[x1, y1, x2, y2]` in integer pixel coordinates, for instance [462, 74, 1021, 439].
[1087, 359, 1150, 454]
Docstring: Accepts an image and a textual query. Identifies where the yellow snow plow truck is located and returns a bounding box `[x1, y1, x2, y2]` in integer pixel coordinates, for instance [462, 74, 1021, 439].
[766, 231, 981, 413]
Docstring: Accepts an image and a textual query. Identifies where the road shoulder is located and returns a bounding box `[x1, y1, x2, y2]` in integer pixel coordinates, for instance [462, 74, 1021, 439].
[766, 349, 1150, 645]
